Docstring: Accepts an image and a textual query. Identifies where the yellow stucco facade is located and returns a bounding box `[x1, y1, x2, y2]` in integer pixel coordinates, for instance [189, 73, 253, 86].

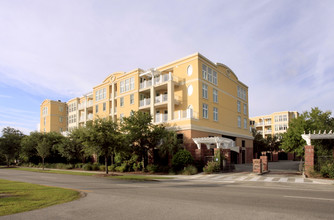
[40, 99, 67, 133]
[40, 53, 254, 163]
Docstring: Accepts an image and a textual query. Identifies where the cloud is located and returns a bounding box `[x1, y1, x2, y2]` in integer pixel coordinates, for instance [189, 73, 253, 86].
[0, 0, 333, 129]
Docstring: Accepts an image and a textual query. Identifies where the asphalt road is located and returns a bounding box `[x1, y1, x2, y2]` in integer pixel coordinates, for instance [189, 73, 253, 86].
[1, 169, 334, 220]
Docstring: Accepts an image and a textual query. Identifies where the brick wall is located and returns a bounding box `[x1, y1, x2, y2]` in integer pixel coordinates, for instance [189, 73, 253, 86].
[253, 159, 262, 174]
[304, 145, 314, 177]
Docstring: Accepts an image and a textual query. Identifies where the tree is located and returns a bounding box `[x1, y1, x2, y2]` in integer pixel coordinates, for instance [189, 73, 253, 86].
[0, 127, 24, 167]
[158, 130, 183, 164]
[251, 129, 266, 158]
[121, 111, 166, 168]
[281, 107, 334, 157]
[57, 127, 88, 163]
[83, 119, 122, 174]
[265, 134, 281, 160]
[21, 131, 43, 163]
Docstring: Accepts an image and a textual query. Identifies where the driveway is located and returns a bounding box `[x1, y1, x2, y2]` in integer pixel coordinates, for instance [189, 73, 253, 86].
[234, 160, 302, 174]
[1, 169, 334, 220]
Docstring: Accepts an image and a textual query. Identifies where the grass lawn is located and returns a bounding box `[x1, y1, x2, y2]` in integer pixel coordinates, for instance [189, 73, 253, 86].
[11, 167, 173, 180]
[0, 179, 80, 216]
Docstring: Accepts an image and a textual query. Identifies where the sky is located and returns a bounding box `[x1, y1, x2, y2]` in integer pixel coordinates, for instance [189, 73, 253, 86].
[0, 0, 333, 134]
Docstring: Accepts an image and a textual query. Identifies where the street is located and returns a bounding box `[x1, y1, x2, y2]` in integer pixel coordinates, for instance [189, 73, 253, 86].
[0, 168, 334, 220]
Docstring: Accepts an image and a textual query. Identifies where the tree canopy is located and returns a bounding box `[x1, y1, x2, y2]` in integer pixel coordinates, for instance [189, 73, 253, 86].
[0, 127, 24, 166]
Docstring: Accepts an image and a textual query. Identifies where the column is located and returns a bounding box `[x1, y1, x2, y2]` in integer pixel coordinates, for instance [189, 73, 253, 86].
[167, 72, 174, 121]
[111, 83, 115, 121]
[150, 86, 155, 120]
[304, 145, 314, 177]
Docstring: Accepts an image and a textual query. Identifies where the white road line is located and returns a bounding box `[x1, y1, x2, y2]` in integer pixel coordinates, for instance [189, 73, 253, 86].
[235, 176, 248, 181]
[249, 176, 261, 181]
[224, 176, 236, 181]
[211, 175, 226, 180]
[284, 196, 334, 201]
[264, 177, 274, 182]
[295, 178, 304, 183]
[278, 178, 288, 182]
[216, 180, 236, 183]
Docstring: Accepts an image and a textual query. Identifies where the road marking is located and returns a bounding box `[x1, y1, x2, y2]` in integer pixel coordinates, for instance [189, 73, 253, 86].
[278, 178, 288, 182]
[284, 196, 334, 201]
[211, 175, 225, 180]
[249, 176, 261, 181]
[264, 177, 274, 182]
[235, 176, 248, 181]
[295, 178, 304, 183]
[224, 176, 235, 181]
[216, 180, 235, 183]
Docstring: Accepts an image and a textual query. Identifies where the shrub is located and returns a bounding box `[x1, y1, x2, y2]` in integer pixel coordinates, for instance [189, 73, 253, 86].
[82, 163, 93, 171]
[92, 163, 100, 171]
[146, 164, 159, 173]
[203, 161, 221, 174]
[109, 164, 116, 172]
[182, 165, 198, 175]
[99, 165, 106, 171]
[115, 162, 129, 172]
[75, 163, 84, 169]
[172, 149, 194, 171]
[320, 163, 334, 178]
[133, 162, 142, 172]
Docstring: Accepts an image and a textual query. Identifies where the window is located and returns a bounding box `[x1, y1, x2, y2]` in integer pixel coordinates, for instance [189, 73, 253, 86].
[42, 107, 48, 116]
[213, 107, 218, 121]
[120, 113, 124, 121]
[95, 105, 98, 113]
[213, 71, 217, 85]
[59, 117, 63, 123]
[59, 106, 63, 112]
[120, 81, 125, 93]
[202, 83, 208, 99]
[203, 103, 208, 119]
[120, 77, 134, 93]
[283, 115, 287, 121]
[43, 117, 46, 126]
[237, 86, 246, 100]
[120, 97, 124, 107]
[208, 68, 212, 82]
[95, 88, 106, 101]
[243, 104, 247, 115]
[103, 102, 106, 111]
[213, 89, 218, 103]
[130, 94, 134, 104]
[237, 101, 241, 112]
[130, 78, 134, 90]
[60, 128, 63, 132]
[238, 116, 241, 128]
[244, 118, 247, 129]
[202, 64, 207, 80]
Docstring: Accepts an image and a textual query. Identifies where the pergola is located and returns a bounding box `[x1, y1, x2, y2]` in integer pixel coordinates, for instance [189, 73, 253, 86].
[192, 136, 240, 153]
[301, 130, 334, 145]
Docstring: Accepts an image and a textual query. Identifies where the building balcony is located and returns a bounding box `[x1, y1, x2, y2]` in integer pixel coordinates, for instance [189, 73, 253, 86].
[79, 115, 85, 122]
[87, 113, 93, 121]
[155, 113, 168, 123]
[87, 100, 93, 108]
[174, 109, 198, 120]
[140, 80, 152, 90]
[155, 94, 168, 104]
[264, 130, 272, 134]
[139, 98, 151, 108]
[109, 107, 117, 115]
[78, 103, 85, 110]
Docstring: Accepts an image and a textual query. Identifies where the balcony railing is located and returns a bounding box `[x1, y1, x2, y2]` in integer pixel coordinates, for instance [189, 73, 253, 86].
[140, 80, 152, 89]
[174, 109, 198, 120]
[155, 113, 168, 123]
[78, 102, 85, 110]
[87, 100, 93, 107]
[79, 115, 85, 122]
[87, 113, 93, 120]
[155, 94, 168, 103]
[139, 98, 151, 107]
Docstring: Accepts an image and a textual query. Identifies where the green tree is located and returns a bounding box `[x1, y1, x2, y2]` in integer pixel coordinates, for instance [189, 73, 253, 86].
[121, 111, 166, 168]
[83, 119, 122, 174]
[251, 128, 267, 158]
[158, 130, 183, 163]
[0, 127, 24, 167]
[281, 107, 334, 156]
[265, 134, 281, 160]
[57, 128, 87, 163]
[172, 149, 194, 171]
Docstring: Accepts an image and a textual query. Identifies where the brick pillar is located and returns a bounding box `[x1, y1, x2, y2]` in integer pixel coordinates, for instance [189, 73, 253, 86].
[195, 149, 203, 161]
[272, 151, 279, 162]
[253, 159, 262, 174]
[260, 156, 268, 172]
[287, 152, 294, 160]
[304, 145, 314, 177]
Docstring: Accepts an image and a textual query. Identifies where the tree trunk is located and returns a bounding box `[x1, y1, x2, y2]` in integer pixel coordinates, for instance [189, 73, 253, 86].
[105, 156, 108, 174]
[42, 157, 45, 170]
[5, 155, 9, 167]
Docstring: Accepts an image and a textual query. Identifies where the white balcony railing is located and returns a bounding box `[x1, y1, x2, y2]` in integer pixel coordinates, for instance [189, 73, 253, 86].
[155, 94, 168, 103]
[87, 113, 93, 120]
[79, 115, 85, 122]
[139, 98, 151, 107]
[174, 109, 198, 120]
[87, 100, 93, 107]
[140, 80, 152, 89]
[255, 122, 264, 127]
[78, 102, 85, 110]
[155, 113, 168, 123]
[265, 130, 272, 134]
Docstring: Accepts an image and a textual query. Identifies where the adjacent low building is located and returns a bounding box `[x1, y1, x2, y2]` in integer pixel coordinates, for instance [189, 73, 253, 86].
[40, 53, 254, 164]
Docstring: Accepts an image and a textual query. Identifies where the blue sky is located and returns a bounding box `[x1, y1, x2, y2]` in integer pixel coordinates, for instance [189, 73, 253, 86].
[0, 0, 333, 134]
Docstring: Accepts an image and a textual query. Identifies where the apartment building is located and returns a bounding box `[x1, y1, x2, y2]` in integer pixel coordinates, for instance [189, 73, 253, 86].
[40, 99, 67, 133]
[250, 111, 299, 138]
[40, 53, 254, 164]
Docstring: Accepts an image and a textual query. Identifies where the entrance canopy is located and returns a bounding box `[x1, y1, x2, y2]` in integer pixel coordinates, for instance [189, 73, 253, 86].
[301, 130, 334, 145]
[192, 136, 240, 153]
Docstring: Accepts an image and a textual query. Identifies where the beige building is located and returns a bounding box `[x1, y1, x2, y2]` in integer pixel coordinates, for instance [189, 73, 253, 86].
[250, 111, 299, 138]
[40, 53, 254, 164]
[40, 99, 67, 133]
